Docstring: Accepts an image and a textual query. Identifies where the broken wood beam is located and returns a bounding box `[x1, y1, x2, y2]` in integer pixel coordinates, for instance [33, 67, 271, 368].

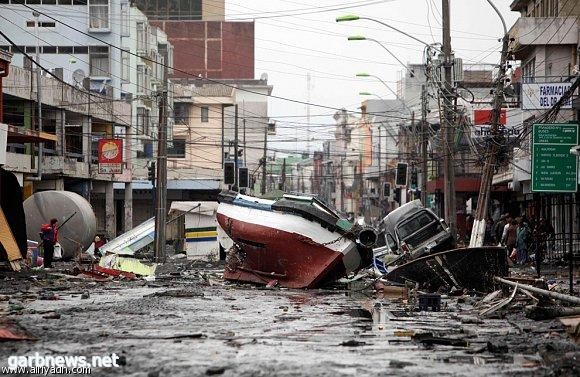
[494, 276, 580, 305]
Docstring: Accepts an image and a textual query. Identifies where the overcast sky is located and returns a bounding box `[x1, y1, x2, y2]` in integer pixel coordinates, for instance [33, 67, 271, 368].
[224, 0, 521, 155]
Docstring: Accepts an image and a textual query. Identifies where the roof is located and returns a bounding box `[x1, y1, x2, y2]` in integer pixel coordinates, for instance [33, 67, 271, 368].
[113, 179, 221, 191]
[169, 201, 218, 215]
[173, 83, 235, 100]
[381, 199, 424, 235]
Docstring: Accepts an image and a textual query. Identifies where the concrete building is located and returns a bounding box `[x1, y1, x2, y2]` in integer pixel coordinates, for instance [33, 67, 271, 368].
[491, 0, 580, 241]
[2, 60, 132, 238]
[134, 0, 255, 80]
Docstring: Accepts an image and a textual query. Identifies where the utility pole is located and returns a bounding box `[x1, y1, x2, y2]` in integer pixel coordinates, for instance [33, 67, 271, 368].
[34, 11, 43, 180]
[378, 126, 382, 199]
[261, 123, 268, 195]
[421, 84, 429, 207]
[441, 0, 456, 238]
[470, 1, 510, 247]
[154, 67, 168, 263]
[233, 104, 239, 191]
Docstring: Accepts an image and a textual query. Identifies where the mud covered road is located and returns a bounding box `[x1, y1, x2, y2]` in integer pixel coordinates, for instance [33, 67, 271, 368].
[1, 266, 578, 376]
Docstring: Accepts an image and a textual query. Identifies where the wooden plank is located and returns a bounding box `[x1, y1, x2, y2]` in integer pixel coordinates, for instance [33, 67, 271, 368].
[0, 207, 22, 264]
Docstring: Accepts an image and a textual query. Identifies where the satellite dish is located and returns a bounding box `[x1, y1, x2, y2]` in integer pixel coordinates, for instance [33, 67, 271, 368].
[72, 69, 86, 86]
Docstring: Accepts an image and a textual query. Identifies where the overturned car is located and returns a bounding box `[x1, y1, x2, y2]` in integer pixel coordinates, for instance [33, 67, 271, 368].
[374, 200, 455, 270]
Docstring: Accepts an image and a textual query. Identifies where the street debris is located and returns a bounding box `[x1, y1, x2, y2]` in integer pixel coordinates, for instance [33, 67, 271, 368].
[99, 254, 157, 277]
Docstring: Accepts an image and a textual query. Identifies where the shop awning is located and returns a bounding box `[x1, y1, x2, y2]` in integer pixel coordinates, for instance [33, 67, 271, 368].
[6, 124, 57, 144]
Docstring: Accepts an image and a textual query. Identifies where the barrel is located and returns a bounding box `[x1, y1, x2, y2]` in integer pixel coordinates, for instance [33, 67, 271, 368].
[24, 191, 96, 259]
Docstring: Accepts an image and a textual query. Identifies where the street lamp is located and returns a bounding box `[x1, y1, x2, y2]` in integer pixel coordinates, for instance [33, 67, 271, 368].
[337, 15, 441, 52]
[356, 72, 409, 108]
[348, 35, 408, 70]
[359, 91, 385, 100]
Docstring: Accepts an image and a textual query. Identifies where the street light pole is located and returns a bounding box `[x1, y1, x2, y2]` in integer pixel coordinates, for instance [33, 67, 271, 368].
[337, 15, 442, 53]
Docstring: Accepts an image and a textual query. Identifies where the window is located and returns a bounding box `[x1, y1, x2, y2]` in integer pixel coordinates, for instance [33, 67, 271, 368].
[73, 46, 87, 54]
[167, 139, 186, 158]
[136, 107, 150, 135]
[39, 22, 56, 28]
[26, 21, 35, 27]
[137, 65, 145, 93]
[120, 2, 129, 36]
[174, 103, 189, 124]
[121, 50, 130, 82]
[136, 22, 147, 52]
[134, 0, 202, 21]
[201, 107, 209, 122]
[43, 46, 57, 54]
[522, 57, 536, 83]
[59, 46, 73, 54]
[88, 0, 109, 30]
[89, 45, 109, 76]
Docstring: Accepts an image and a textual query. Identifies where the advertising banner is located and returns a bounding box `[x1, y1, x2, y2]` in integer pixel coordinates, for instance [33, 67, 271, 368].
[98, 139, 123, 174]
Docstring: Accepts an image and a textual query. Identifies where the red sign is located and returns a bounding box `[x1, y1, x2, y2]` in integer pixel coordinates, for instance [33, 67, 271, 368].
[98, 139, 123, 174]
[473, 109, 507, 125]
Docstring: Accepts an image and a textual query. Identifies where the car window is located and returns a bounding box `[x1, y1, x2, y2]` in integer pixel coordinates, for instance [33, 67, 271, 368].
[396, 211, 435, 239]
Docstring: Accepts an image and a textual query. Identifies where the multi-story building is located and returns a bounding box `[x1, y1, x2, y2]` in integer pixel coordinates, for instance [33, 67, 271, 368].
[134, 0, 255, 79]
[2, 57, 132, 238]
[492, 0, 580, 237]
[0, 1, 179, 233]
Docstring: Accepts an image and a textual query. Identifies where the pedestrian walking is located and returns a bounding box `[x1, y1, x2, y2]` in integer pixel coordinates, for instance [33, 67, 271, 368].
[502, 217, 517, 259]
[40, 218, 58, 269]
[494, 214, 507, 245]
[516, 217, 529, 265]
[484, 216, 494, 245]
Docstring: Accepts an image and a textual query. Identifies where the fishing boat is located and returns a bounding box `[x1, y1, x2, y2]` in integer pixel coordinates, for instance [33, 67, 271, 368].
[216, 190, 377, 289]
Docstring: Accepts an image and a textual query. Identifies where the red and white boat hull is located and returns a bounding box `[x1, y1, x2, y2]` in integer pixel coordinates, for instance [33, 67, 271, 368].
[217, 201, 364, 289]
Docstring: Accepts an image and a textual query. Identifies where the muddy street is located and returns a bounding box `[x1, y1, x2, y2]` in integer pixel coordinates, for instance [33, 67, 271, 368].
[1, 266, 578, 377]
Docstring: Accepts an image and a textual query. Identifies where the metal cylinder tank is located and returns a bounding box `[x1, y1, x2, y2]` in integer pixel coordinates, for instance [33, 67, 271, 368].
[24, 191, 97, 259]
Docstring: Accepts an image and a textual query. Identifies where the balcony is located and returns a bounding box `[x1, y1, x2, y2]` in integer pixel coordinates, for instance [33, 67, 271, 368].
[509, 16, 578, 59]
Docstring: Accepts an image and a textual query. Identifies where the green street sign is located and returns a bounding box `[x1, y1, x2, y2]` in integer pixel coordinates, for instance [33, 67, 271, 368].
[531, 123, 578, 193]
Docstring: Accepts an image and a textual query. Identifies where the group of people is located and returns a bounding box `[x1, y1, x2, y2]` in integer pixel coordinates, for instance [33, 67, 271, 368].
[490, 214, 555, 272]
[38, 218, 108, 268]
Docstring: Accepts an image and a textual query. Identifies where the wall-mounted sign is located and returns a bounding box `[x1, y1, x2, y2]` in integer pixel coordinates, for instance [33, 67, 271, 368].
[522, 82, 572, 110]
[98, 138, 123, 174]
[471, 108, 522, 139]
[531, 123, 578, 193]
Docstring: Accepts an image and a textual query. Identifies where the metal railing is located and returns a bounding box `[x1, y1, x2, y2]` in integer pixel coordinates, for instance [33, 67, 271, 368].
[533, 232, 580, 265]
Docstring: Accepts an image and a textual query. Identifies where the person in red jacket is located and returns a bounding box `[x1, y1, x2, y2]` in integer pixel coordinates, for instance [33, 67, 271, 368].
[40, 218, 58, 269]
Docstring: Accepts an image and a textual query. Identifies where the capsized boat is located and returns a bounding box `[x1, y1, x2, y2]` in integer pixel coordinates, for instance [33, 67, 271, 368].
[385, 246, 509, 292]
[216, 190, 377, 288]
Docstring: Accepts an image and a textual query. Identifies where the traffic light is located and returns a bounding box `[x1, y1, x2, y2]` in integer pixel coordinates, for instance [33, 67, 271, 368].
[147, 161, 156, 186]
[394, 187, 401, 204]
[383, 182, 391, 197]
[238, 167, 249, 188]
[395, 162, 408, 186]
[410, 170, 418, 188]
[224, 161, 235, 185]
